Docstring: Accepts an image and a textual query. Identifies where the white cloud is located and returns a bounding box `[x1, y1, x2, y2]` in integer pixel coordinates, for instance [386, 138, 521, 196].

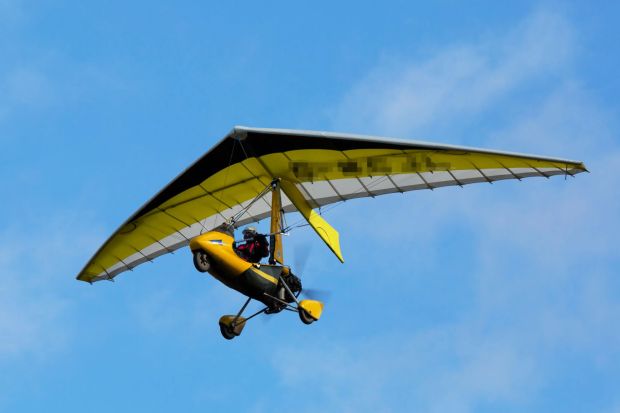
[128, 279, 242, 335]
[271, 8, 620, 412]
[0, 277, 67, 359]
[332, 10, 576, 138]
[0, 60, 127, 124]
[0, 214, 105, 361]
[487, 81, 617, 160]
[0, 6, 129, 126]
[604, 401, 620, 413]
[272, 326, 539, 413]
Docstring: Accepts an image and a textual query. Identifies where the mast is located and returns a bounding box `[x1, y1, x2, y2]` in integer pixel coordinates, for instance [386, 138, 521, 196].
[269, 180, 284, 265]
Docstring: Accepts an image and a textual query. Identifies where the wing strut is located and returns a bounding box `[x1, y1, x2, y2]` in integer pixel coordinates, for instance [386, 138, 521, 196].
[280, 179, 344, 263]
[269, 180, 284, 265]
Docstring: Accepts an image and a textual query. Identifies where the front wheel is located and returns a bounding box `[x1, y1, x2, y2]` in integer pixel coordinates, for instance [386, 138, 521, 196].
[219, 323, 236, 340]
[299, 308, 315, 325]
[193, 250, 211, 273]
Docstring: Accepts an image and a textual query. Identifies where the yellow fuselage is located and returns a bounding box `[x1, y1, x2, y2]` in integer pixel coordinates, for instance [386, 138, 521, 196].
[189, 228, 280, 303]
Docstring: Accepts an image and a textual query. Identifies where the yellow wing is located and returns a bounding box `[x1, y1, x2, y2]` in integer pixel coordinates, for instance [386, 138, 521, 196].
[76, 126, 587, 283]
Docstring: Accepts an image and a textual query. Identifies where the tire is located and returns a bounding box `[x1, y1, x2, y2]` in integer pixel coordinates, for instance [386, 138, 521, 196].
[193, 250, 210, 273]
[299, 308, 315, 325]
[219, 323, 236, 340]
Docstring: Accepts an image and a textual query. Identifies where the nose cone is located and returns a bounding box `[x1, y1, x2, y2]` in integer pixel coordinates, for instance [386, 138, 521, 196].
[189, 232, 224, 252]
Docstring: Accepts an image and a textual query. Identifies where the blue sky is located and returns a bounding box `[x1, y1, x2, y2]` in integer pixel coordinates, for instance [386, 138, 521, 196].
[1, 1, 619, 412]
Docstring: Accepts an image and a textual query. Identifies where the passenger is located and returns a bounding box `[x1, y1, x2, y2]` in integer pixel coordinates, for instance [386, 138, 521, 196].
[236, 226, 269, 263]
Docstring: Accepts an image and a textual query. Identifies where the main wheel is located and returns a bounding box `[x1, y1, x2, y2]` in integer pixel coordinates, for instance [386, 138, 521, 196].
[219, 323, 236, 340]
[299, 308, 315, 325]
[193, 250, 211, 272]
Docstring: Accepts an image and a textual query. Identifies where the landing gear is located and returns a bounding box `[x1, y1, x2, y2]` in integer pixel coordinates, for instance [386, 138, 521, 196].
[218, 297, 268, 340]
[215, 268, 324, 340]
[193, 250, 210, 272]
[219, 323, 237, 340]
[299, 308, 315, 325]
[277, 275, 322, 326]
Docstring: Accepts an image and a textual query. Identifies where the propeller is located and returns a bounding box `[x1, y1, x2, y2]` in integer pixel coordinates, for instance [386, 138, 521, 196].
[300, 287, 331, 302]
[260, 244, 313, 325]
[292, 242, 331, 302]
[261, 240, 329, 324]
[293, 241, 312, 275]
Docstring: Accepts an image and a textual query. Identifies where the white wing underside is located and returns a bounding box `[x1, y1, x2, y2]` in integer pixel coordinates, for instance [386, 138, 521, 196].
[90, 166, 574, 281]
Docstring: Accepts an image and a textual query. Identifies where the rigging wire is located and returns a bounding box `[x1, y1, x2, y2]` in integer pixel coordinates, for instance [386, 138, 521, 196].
[201, 139, 237, 233]
[282, 175, 391, 233]
[229, 138, 272, 227]
[203, 139, 396, 236]
[228, 181, 275, 225]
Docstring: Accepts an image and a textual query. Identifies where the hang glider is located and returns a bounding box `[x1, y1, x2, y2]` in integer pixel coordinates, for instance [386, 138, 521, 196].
[76, 126, 587, 283]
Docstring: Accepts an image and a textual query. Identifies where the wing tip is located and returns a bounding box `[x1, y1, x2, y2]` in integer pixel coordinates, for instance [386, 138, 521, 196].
[76, 273, 94, 284]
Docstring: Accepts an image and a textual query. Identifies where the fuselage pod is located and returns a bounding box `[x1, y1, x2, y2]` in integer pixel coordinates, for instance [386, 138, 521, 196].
[189, 226, 290, 305]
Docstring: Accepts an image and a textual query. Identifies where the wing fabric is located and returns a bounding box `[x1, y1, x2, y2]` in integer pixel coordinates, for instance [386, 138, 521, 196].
[76, 126, 587, 282]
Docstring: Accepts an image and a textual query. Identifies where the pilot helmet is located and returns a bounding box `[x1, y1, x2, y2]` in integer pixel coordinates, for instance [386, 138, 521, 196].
[243, 226, 257, 240]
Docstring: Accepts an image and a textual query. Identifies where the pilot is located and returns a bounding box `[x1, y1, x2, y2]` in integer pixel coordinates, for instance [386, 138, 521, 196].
[236, 226, 269, 263]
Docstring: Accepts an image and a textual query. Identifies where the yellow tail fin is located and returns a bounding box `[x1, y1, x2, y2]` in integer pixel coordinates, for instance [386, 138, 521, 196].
[280, 179, 344, 263]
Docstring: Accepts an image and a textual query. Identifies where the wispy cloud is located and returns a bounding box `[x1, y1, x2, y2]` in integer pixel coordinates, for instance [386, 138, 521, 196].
[271, 8, 620, 412]
[0, 2, 128, 126]
[0, 214, 105, 362]
[273, 327, 540, 413]
[0, 59, 127, 124]
[332, 10, 576, 138]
